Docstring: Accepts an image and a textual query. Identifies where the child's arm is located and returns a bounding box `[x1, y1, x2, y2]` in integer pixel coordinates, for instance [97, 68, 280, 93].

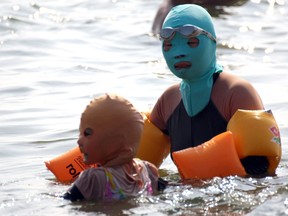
[63, 185, 84, 201]
[144, 161, 168, 191]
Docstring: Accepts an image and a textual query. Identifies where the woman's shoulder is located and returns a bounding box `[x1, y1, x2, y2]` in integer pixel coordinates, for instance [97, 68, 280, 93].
[160, 83, 181, 100]
[217, 72, 252, 86]
[217, 71, 239, 81]
[213, 72, 263, 120]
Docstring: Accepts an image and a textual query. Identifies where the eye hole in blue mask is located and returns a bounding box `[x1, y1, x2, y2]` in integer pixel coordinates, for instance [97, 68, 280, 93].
[163, 37, 199, 52]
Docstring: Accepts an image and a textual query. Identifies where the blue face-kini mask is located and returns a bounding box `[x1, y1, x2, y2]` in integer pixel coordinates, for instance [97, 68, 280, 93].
[161, 4, 223, 117]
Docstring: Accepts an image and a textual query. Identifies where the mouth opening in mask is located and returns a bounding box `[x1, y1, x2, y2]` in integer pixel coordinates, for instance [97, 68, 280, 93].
[174, 61, 192, 70]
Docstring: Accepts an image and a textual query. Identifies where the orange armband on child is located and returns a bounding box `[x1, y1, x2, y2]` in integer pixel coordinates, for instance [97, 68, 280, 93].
[45, 113, 170, 183]
[45, 146, 98, 183]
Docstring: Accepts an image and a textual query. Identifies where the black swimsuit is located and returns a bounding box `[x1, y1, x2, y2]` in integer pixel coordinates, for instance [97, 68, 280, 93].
[166, 73, 227, 153]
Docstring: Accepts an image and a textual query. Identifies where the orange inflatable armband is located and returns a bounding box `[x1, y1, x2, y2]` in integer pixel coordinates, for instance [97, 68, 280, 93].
[45, 146, 98, 183]
[136, 114, 170, 168]
[45, 113, 170, 183]
[227, 109, 281, 174]
[172, 131, 247, 180]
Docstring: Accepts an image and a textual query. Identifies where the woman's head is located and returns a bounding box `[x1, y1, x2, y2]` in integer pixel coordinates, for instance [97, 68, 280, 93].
[78, 93, 144, 167]
[161, 4, 217, 81]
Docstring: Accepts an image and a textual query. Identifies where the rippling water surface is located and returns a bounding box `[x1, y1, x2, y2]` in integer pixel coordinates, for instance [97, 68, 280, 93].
[1, 0, 288, 215]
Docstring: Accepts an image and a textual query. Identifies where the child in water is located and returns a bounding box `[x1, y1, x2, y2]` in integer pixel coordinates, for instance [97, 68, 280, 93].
[63, 93, 165, 201]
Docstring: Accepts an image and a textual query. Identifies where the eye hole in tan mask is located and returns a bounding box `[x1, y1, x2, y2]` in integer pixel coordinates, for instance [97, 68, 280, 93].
[84, 128, 93, 137]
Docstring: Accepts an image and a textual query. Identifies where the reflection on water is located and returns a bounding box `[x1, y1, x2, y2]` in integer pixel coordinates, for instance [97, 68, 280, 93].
[0, 0, 288, 215]
[50, 174, 288, 215]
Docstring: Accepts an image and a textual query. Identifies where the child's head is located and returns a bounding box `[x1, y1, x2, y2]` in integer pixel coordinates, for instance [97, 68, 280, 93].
[78, 93, 144, 167]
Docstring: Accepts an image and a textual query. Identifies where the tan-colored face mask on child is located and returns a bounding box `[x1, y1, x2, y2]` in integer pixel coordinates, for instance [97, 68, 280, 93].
[78, 93, 144, 167]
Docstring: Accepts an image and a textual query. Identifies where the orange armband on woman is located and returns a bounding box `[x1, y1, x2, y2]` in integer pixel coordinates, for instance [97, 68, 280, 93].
[172, 131, 247, 180]
[227, 109, 281, 175]
[136, 114, 170, 168]
[172, 109, 281, 180]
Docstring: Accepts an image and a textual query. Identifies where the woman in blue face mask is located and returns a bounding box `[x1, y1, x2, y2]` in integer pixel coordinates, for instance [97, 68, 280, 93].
[150, 4, 269, 176]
